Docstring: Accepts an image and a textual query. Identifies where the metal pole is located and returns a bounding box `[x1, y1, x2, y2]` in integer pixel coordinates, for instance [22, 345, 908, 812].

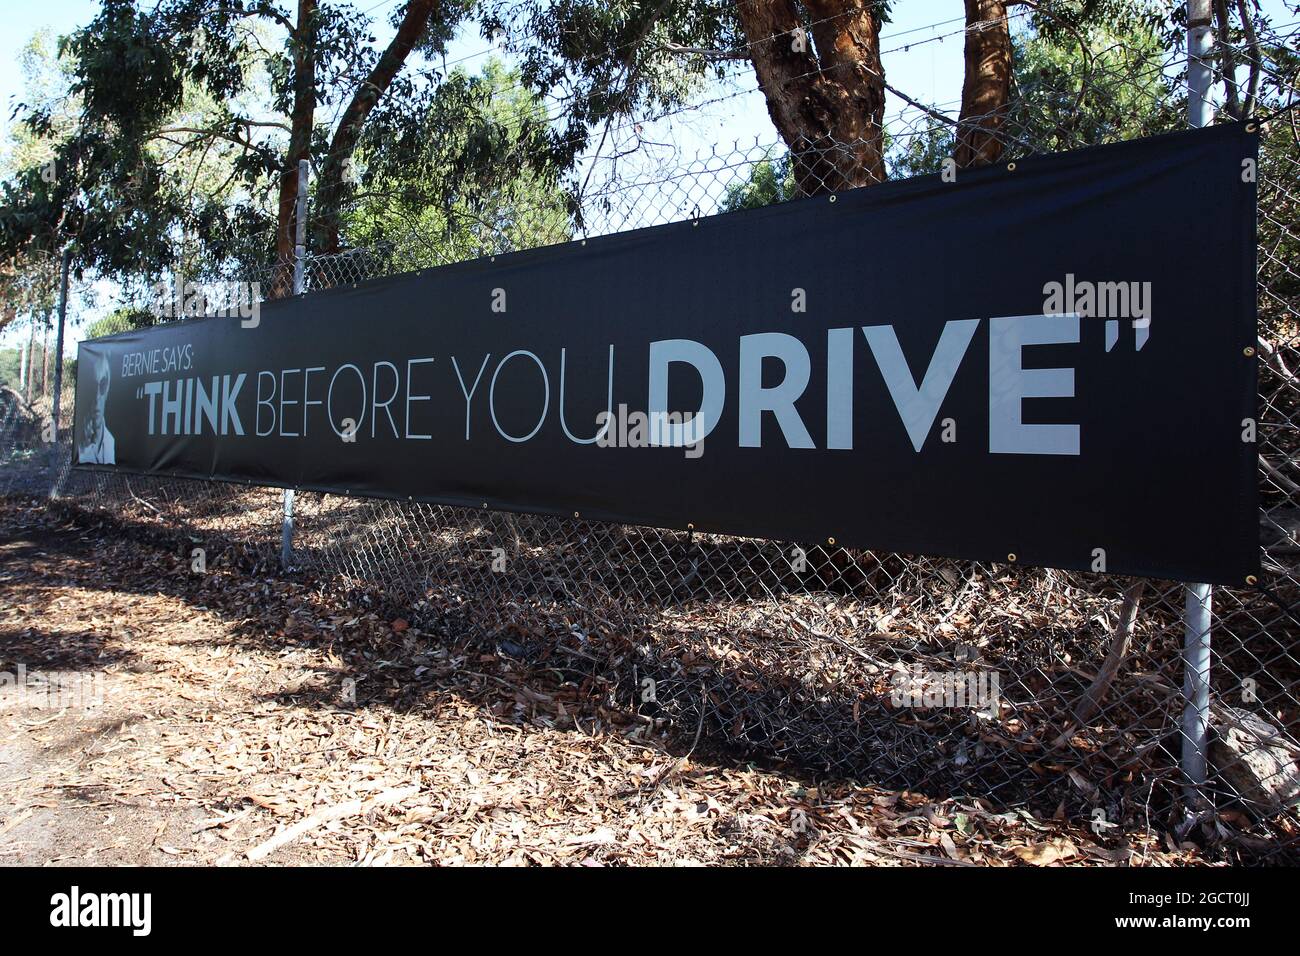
[1182, 584, 1213, 809]
[281, 159, 309, 570]
[1181, 0, 1215, 812]
[1187, 0, 1216, 129]
[51, 246, 71, 445]
[292, 158, 309, 296]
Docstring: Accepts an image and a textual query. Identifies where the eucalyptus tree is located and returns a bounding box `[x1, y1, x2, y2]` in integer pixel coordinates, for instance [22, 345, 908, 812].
[0, 0, 484, 297]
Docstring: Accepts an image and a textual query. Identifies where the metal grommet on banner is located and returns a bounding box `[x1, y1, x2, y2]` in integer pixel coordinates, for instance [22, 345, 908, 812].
[1244, 346, 1256, 357]
[827, 536, 836, 546]
[1006, 162, 1017, 172]
[1246, 574, 1259, 586]
[1246, 121, 1258, 133]
[573, 511, 580, 519]
[1007, 552, 1018, 562]
[829, 195, 837, 203]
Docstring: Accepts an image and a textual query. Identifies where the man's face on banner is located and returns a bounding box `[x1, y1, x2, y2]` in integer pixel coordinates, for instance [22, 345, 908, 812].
[83, 353, 110, 449]
[93, 354, 110, 418]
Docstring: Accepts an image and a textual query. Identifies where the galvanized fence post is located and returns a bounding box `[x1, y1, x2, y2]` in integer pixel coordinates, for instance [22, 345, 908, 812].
[50, 245, 71, 450]
[281, 159, 309, 570]
[1181, 0, 1215, 812]
[1182, 583, 1213, 809]
[45, 245, 73, 499]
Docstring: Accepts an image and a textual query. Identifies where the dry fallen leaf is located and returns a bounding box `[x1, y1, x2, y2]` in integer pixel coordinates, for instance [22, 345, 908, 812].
[1013, 837, 1078, 866]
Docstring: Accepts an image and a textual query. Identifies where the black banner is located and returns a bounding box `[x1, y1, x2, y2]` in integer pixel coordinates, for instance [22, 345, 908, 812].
[75, 124, 1258, 584]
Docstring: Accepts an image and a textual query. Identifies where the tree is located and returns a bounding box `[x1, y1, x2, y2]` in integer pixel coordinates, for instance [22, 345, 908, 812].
[0, 0, 474, 298]
[345, 59, 572, 269]
[495, 1, 892, 196]
[736, 1, 888, 193]
[955, 0, 1015, 168]
[0, 31, 80, 337]
[1009, 3, 1177, 154]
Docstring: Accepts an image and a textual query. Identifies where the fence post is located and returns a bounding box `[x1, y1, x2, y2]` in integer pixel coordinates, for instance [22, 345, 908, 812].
[281, 159, 309, 570]
[1182, 583, 1213, 809]
[50, 246, 71, 447]
[1181, 0, 1216, 812]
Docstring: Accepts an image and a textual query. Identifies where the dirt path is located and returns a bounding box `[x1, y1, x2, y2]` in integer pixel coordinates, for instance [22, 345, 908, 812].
[0, 496, 1191, 866]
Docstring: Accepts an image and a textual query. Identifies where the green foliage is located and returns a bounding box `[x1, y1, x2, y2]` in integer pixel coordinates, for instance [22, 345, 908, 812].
[486, 0, 739, 170]
[720, 155, 794, 213]
[1008, 14, 1179, 154]
[887, 124, 956, 179]
[0, 348, 25, 391]
[84, 306, 158, 340]
[347, 59, 572, 267]
[0, 0, 477, 282]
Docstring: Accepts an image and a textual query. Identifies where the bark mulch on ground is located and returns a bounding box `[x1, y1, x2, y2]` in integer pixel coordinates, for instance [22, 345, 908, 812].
[0, 496, 1199, 866]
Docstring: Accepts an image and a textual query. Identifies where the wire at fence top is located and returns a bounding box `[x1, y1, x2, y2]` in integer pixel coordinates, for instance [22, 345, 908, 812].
[443, 1, 983, 89]
[560, 18, 1294, 186]
[323, 0, 913, 124]
[311, 1, 1042, 159]
[178, 3, 1288, 197]
[437, 0, 1292, 150]
[398, 6, 1287, 180]
[152, 0, 1300, 178]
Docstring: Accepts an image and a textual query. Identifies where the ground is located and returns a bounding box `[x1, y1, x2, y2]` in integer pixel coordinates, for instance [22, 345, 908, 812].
[0, 496, 1196, 866]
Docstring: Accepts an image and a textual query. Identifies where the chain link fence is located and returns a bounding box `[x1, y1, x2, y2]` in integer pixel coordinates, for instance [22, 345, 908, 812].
[3, 19, 1299, 862]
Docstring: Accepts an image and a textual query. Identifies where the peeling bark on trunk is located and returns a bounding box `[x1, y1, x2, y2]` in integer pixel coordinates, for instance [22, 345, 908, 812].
[738, 0, 886, 196]
[314, 0, 440, 257]
[271, 0, 318, 300]
[954, 0, 1012, 169]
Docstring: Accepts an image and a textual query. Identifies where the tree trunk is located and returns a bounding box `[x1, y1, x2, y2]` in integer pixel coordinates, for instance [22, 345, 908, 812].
[314, 0, 441, 256]
[738, 0, 886, 196]
[18, 322, 28, 391]
[24, 321, 35, 404]
[271, 0, 318, 300]
[40, 321, 49, 398]
[954, 0, 1013, 169]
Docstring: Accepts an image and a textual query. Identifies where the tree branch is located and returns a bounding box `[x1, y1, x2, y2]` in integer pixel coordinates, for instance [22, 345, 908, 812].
[1072, 580, 1146, 725]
